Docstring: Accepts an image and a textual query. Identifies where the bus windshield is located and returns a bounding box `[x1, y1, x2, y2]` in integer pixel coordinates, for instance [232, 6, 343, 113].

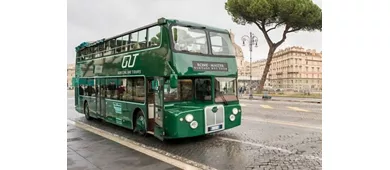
[163, 77, 238, 103]
[214, 77, 237, 103]
[164, 78, 213, 102]
[172, 25, 235, 56]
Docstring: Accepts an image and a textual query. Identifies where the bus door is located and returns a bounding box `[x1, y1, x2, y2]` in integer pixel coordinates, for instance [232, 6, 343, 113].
[87, 79, 98, 114]
[73, 77, 78, 106]
[96, 79, 106, 117]
[152, 77, 164, 140]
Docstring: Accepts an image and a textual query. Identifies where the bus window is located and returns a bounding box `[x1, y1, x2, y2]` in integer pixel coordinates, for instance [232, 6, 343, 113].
[122, 78, 133, 101]
[99, 80, 107, 98]
[110, 39, 116, 54]
[130, 32, 139, 50]
[210, 32, 235, 56]
[195, 78, 211, 100]
[172, 26, 208, 55]
[138, 29, 147, 49]
[78, 85, 85, 95]
[214, 77, 237, 102]
[133, 77, 145, 102]
[164, 79, 192, 102]
[86, 79, 96, 96]
[122, 35, 129, 51]
[148, 26, 161, 47]
[107, 79, 118, 99]
[164, 80, 178, 101]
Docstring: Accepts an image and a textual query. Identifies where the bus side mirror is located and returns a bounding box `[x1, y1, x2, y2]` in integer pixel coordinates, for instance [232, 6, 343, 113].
[170, 74, 178, 88]
[151, 80, 159, 91]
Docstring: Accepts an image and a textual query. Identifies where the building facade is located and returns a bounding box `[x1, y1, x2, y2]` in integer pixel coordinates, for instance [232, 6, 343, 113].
[268, 46, 322, 91]
[67, 63, 75, 89]
[235, 45, 322, 91]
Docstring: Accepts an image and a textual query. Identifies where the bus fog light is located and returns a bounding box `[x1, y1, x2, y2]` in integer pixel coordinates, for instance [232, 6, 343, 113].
[185, 114, 194, 122]
[232, 108, 238, 115]
[190, 121, 198, 129]
[179, 118, 183, 121]
[229, 114, 236, 121]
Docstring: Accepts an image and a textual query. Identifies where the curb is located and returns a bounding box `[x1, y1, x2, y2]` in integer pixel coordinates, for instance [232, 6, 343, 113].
[70, 119, 216, 170]
[239, 97, 322, 104]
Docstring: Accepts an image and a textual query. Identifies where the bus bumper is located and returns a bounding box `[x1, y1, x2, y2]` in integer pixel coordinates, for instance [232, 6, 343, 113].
[163, 105, 242, 139]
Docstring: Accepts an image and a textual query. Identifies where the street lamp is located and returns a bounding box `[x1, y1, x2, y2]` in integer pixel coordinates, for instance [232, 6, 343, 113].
[241, 32, 258, 100]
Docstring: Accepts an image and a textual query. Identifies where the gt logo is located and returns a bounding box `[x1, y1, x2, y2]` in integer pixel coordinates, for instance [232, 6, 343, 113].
[121, 54, 139, 68]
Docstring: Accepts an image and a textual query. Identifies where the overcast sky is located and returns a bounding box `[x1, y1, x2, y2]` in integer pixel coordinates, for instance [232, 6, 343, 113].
[67, 0, 322, 64]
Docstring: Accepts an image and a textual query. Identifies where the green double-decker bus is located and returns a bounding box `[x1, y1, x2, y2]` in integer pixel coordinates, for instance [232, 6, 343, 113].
[73, 18, 241, 140]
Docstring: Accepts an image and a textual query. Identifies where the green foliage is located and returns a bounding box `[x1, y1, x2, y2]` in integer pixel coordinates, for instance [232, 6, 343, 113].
[225, 0, 322, 33]
[225, 0, 321, 92]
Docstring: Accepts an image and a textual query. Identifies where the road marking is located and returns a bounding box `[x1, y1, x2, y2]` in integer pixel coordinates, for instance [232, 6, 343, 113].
[218, 137, 322, 161]
[287, 106, 309, 112]
[242, 116, 322, 130]
[260, 105, 273, 109]
[240, 104, 248, 107]
[70, 119, 215, 170]
[67, 119, 76, 125]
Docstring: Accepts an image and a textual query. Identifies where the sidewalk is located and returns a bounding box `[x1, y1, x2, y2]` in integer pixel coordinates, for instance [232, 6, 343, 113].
[239, 94, 322, 104]
[67, 123, 177, 170]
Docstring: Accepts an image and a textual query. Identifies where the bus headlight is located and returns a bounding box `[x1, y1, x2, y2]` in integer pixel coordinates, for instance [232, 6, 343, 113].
[229, 114, 236, 121]
[190, 121, 198, 129]
[185, 114, 194, 122]
[232, 108, 238, 115]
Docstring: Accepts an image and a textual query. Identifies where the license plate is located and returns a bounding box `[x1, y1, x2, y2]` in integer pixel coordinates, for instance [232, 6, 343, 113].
[209, 125, 222, 131]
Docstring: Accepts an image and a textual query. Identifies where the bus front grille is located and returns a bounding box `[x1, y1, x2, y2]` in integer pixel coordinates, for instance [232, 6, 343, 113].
[204, 105, 225, 133]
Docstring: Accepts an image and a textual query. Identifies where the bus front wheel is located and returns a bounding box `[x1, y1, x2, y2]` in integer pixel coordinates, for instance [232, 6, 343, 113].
[84, 102, 92, 120]
[134, 111, 146, 136]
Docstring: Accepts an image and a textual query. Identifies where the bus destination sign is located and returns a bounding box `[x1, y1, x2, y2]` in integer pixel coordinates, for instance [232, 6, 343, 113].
[192, 61, 228, 71]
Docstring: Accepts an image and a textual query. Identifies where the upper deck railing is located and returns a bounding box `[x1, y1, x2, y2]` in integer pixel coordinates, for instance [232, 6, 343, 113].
[76, 41, 159, 62]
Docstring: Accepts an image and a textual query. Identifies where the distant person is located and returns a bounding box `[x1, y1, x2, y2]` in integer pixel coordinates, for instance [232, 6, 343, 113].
[239, 86, 243, 96]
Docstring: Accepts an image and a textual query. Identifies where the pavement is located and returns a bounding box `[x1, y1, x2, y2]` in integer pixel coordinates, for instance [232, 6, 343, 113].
[67, 122, 178, 170]
[67, 90, 322, 170]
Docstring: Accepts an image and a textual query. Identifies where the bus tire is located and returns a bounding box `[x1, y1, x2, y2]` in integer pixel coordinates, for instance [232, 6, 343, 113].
[84, 101, 92, 120]
[133, 110, 146, 136]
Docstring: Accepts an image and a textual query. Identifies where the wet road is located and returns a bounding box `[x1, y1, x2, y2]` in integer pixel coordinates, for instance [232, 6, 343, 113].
[67, 91, 322, 170]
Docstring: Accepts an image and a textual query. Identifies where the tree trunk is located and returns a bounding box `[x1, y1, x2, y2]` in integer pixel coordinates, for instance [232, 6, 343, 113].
[258, 46, 277, 93]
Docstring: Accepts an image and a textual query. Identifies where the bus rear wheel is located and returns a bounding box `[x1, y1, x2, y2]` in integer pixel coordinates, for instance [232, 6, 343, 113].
[133, 111, 146, 136]
[84, 102, 92, 120]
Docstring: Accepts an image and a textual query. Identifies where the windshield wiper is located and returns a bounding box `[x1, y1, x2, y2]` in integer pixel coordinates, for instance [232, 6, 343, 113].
[217, 92, 228, 105]
[179, 49, 204, 54]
